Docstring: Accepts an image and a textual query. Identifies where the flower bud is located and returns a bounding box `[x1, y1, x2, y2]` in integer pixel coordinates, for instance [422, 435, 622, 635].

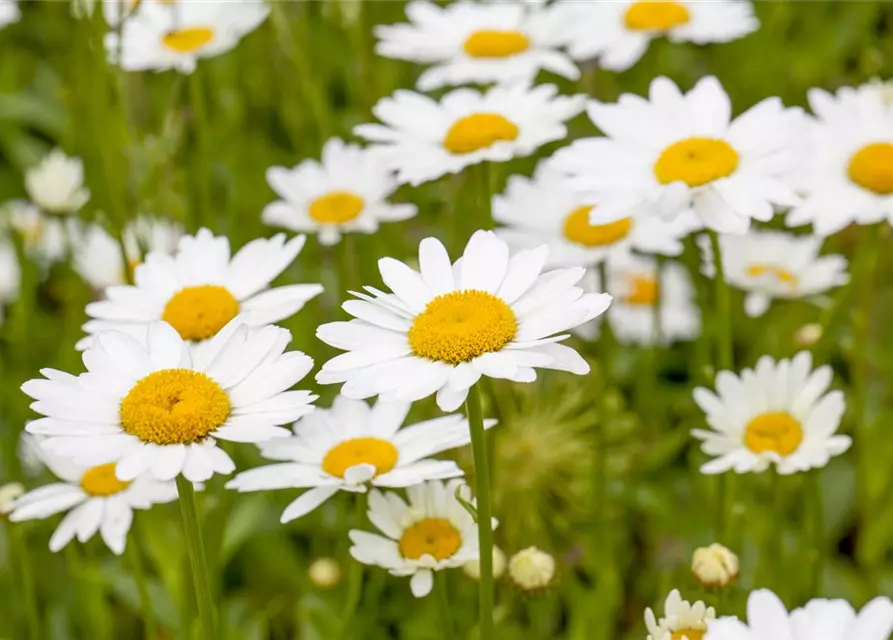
[691, 543, 739, 588]
[308, 557, 341, 589]
[508, 546, 555, 591]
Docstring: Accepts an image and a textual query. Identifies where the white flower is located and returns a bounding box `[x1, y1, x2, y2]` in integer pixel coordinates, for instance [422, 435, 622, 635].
[494, 161, 699, 268]
[0, 238, 20, 316]
[691, 543, 739, 588]
[692, 351, 851, 475]
[105, 0, 270, 74]
[576, 252, 700, 346]
[78, 228, 322, 349]
[0, 0, 20, 29]
[227, 396, 494, 521]
[1, 200, 67, 266]
[787, 84, 893, 235]
[507, 546, 555, 590]
[374, 0, 579, 91]
[699, 230, 849, 317]
[23, 319, 317, 483]
[263, 138, 417, 246]
[355, 84, 584, 187]
[561, 0, 758, 72]
[552, 76, 805, 234]
[705, 589, 893, 640]
[349, 479, 491, 598]
[646, 589, 715, 640]
[8, 439, 177, 555]
[101, 0, 159, 26]
[25, 149, 90, 215]
[316, 230, 612, 412]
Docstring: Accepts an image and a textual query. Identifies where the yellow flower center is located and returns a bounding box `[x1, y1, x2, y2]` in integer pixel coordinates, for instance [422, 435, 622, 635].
[309, 191, 365, 224]
[399, 518, 462, 561]
[161, 285, 240, 342]
[624, 1, 691, 31]
[120, 369, 231, 445]
[847, 142, 893, 194]
[744, 411, 803, 456]
[408, 290, 518, 365]
[625, 276, 659, 305]
[745, 264, 798, 287]
[563, 206, 634, 247]
[671, 631, 705, 640]
[443, 113, 519, 155]
[162, 27, 215, 54]
[463, 30, 530, 58]
[80, 463, 130, 497]
[654, 138, 739, 188]
[321, 437, 399, 478]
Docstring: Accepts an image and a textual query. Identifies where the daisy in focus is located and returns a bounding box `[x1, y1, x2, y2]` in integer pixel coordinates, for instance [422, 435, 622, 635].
[551, 76, 804, 234]
[262, 137, 417, 246]
[562, 0, 758, 72]
[1, 200, 66, 267]
[374, 0, 579, 91]
[645, 589, 715, 640]
[349, 479, 492, 598]
[705, 589, 893, 640]
[692, 351, 850, 475]
[77, 228, 322, 349]
[23, 319, 317, 483]
[493, 161, 699, 268]
[316, 230, 612, 411]
[699, 229, 849, 317]
[354, 84, 584, 186]
[228, 396, 495, 522]
[8, 437, 177, 555]
[25, 149, 90, 215]
[105, 0, 270, 74]
[787, 84, 893, 235]
[0, 0, 19, 29]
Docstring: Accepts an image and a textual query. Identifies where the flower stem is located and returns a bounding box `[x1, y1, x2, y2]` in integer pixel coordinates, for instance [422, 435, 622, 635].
[175, 476, 217, 640]
[434, 571, 454, 640]
[188, 72, 211, 230]
[707, 230, 733, 371]
[809, 470, 824, 596]
[127, 526, 157, 640]
[341, 492, 367, 639]
[9, 524, 39, 639]
[466, 384, 495, 639]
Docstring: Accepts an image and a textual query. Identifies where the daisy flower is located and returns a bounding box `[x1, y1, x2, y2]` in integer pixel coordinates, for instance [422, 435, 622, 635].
[77, 228, 323, 349]
[25, 148, 90, 215]
[493, 161, 699, 268]
[354, 83, 584, 187]
[691, 351, 851, 475]
[705, 589, 893, 640]
[0, 0, 19, 29]
[315, 230, 612, 411]
[8, 437, 177, 555]
[561, 0, 758, 72]
[228, 396, 495, 521]
[551, 76, 805, 234]
[787, 84, 893, 235]
[349, 479, 492, 598]
[646, 589, 715, 640]
[1, 200, 67, 267]
[374, 0, 579, 91]
[105, 0, 270, 74]
[699, 229, 849, 317]
[262, 137, 417, 246]
[23, 319, 317, 483]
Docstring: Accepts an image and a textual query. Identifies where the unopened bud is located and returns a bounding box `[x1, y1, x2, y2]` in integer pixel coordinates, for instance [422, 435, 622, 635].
[691, 543, 739, 588]
[308, 557, 341, 589]
[508, 547, 555, 591]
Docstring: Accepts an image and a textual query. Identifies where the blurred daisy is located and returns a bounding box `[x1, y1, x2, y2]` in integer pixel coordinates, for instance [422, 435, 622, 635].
[355, 84, 584, 186]
[78, 228, 322, 349]
[262, 137, 417, 246]
[646, 589, 715, 640]
[0, 0, 19, 29]
[228, 396, 494, 522]
[787, 85, 893, 235]
[8, 438, 177, 555]
[494, 161, 699, 268]
[349, 479, 492, 598]
[316, 230, 612, 411]
[705, 589, 893, 640]
[106, 0, 270, 74]
[692, 351, 850, 475]
[576, 253, 700, 346]
[1, 200, 66, 267]
[507, 547, 556, 591]
[23, 319, 317, 482]
[102, 0, 158, 26]
[0, 238, 21, 322]
[374, 0, 579, 91]
[562, 0, 758, 72]
[25, 149, 90, 215]
[552, 76, 804, 234]
[699, 230, 849, 317]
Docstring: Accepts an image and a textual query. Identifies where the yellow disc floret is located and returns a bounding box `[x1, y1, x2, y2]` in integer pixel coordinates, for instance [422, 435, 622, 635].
[654, 138, 739, 188]
[81, 463, 130, 497]
[847, 142, 893, 194]
[321, 437, 399, 478]
[745, 264, 798, 287]
[120, 369, 231, 445]
[625, 276, 659, 305]
[563, 206, 634, 247]
[399, 518, 462, 561]
[624, 1, 691, 31]
[162, 27, 215, 53]
[409, 290, 518, 364]
[743, 411, 803, 456]
[309, 191, 365, 224]
[671, 630, 705, 640]
[161, 285, 240, 342]
[463, 30, 530, 58]
[443, 113, 519, 155]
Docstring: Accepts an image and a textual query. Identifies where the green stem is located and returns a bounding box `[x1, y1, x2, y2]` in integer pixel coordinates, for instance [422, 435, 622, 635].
[707, 230, 733, 371]
[466, 384, 494, 639]
[127, 528, 157, 640]
[10, 524, 39, 639]
[188, 73, 211, 231]
[809, 471, 824, 596]
[434, 571, 453, 640]
[340, 492, 367, 639]
[175, 476, 217, 640]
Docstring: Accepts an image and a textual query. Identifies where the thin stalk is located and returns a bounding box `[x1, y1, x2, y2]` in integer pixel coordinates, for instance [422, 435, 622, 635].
[707, 230, 733, 370]
[127, 528, 157, 640]
[340, 492, 367, 639]
[466, 384, 494, 639]
[637, 257, 664, 429]
[175, 476, 217, 640]
[809, 471, 824, 596]
[188, 73, 211, 230]
[434, 571, 453, 640]
[10, 524, 39, 639]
